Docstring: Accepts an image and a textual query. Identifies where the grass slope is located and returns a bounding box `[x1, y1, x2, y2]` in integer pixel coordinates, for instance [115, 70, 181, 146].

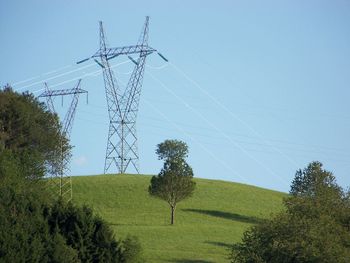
[72, 174, 285, 262]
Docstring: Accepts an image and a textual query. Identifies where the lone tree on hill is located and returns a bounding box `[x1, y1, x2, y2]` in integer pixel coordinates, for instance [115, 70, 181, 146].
[149, 139, 196, 225]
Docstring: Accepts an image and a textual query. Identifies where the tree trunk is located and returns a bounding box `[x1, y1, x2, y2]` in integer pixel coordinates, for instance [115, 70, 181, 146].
[170, 205, 176, 225]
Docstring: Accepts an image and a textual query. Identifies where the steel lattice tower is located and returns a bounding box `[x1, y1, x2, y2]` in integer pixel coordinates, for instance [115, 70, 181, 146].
[38, 80, 88, 201]
[77, 16, 167, 174]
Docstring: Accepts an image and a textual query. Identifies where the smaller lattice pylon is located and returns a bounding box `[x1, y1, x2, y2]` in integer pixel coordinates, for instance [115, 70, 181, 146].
[38, 80, 87, 201]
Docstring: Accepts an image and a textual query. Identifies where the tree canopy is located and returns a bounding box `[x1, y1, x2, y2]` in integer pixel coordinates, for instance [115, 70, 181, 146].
[155, 139, 189, 161]
[290, 161, 341, 197]
[0, 87, 142, 262]
[0, 86, 69, 179]
[149, 140, 196, 225]
[230, 161, 350, 263]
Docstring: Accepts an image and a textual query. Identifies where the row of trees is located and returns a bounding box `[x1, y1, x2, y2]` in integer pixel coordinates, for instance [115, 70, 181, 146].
[0, 87, 142, 262]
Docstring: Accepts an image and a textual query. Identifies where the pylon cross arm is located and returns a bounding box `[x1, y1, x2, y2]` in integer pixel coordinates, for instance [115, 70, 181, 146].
[38, 88, 87, 97]
[92, 45, 156, 59]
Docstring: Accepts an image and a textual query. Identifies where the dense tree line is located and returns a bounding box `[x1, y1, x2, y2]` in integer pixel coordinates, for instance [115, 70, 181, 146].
[230, 161, 350, 263]
[0, 87, 142, 263]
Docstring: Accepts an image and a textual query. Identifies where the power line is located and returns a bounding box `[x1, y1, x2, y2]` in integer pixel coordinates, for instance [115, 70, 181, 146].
[169, 62, 301, 168]
[12, 64, 73, 86]
[14, 62, 98, 91]
[146, 63, 168, 70]
[83, 82, 350, 158]
[142, 98, 249, 184]
[85, 76, 247, 182]
[29, 60, 130, 94]
[76, 103, 249, 183]
[147, 71, 289, 187]
[76, 111, 350, 165]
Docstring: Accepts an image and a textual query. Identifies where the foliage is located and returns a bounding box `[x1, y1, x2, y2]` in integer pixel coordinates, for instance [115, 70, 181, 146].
[230, 161, 350, 263]
[0, 86, 70, 179]
[155, 139, 188, 161]
[0, 89, 138, 263]
[149, 140, 196, 224]
[0, 156, 129, 263]
[48, 199, 123, 263]
[0, 154, 78, 263]
[120, 235, 143, 263]
[149, 160, 195, 206]
[0, 88, 76, 262]
[290, 161, 341, 197]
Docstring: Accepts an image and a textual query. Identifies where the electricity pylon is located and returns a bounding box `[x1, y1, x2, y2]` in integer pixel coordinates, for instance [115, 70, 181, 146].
[38, 80, 87, 201]
[77, 16, 168, 174]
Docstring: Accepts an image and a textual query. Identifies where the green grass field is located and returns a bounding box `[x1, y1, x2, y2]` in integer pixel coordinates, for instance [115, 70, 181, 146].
[72, 174, 286, 262]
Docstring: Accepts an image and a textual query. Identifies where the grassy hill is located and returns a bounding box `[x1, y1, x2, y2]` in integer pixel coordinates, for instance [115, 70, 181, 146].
[72, 174, 286, 262]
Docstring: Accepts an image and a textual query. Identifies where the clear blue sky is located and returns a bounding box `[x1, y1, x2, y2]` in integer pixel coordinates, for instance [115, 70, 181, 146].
[1, 0, 350, 192]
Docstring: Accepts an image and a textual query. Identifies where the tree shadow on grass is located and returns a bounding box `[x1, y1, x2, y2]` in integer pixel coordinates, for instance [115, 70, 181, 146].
[205, 241, 232, 249]
[182, 209, 264, 224]
[168, 260, 214, 263]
